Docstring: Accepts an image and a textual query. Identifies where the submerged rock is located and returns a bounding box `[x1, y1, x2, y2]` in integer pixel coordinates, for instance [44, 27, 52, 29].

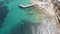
[0, 6, 9, 28]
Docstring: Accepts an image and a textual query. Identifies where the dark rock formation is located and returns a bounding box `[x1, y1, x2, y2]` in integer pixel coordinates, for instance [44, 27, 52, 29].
[0, 5, 9, 28]
[0, 1, 4, 6]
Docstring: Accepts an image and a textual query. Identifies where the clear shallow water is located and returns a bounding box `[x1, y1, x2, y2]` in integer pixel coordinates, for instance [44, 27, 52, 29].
[0, 0, 33, 34]
[0, 0, 42, 34]
[0, 0, 59, 34]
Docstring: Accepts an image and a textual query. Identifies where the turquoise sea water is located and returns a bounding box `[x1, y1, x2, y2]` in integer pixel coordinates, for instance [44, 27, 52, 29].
[0, 0, 31, 34]
[0, 0, 43, 34]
